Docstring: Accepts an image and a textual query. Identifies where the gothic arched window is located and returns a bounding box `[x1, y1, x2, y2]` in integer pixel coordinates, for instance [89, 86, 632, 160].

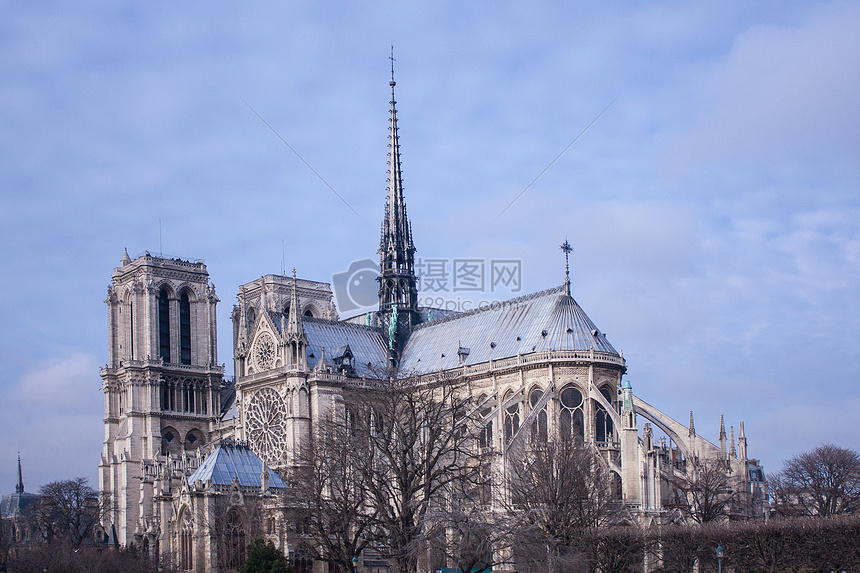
[223, 508, 246, 569]
[503, 394, 520, 443]
[529, 388, 548, 443]
[162, 426, 180, 456]
[295, 555, 313, 573]
[559, 386, 584, 443]
[477, 396, 493, 449]
[595, 385, 615, 444]
[158, 289, 170, 362]
[180, 509, 193, 571]
[180, 292, 191, 365]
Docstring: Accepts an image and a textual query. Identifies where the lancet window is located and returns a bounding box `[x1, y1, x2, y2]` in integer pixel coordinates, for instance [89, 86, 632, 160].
[529, 388, 548, 443]
[503, 393, 520, 443]
[477, 395, 493, 449]
[158, 289, 170, 362]
[595, 385, 615, 444]
[223, 508, 246, 569]
[180, 292, 191, 365]
[179, 509, 193, 571]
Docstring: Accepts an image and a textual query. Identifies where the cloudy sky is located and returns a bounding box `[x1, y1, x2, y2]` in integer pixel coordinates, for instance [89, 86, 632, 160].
[1, 1, 858, 492]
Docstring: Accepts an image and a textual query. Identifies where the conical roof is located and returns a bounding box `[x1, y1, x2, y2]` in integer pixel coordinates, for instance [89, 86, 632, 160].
[399, 286, 619, 374]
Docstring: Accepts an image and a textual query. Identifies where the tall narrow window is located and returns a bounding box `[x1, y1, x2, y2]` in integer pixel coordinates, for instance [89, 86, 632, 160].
[223, 509, 246, 569]
[530, 389, 548, 443]
[180, 293, 191, 365]
[504, 396, 520, 444]
[478, 398, 493, 449]
[158, 289, 170, 362]
[180, 509, 193, 571]
[595, 386, 614, 444]
[129, 301, 134, 360]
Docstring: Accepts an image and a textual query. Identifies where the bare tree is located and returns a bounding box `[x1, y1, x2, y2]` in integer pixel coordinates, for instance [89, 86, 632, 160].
[770, 444, 860, 517]
[289, 415, 375, 573]
[506, 440, 618, 573]
[670, 458, 735, 523]
[345, 374, 487, 573]
[35, 477, 109, 547]
[422, 475, 514, 573]
[207, 494, 267, 571]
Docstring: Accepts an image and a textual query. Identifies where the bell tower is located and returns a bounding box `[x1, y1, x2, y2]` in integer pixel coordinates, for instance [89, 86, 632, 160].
[377, 60, 419, 365]
[99, 250, 224, 548]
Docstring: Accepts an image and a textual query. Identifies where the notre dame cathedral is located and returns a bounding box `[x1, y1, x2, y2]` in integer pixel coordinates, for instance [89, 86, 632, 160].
[98, 71, 767, 572]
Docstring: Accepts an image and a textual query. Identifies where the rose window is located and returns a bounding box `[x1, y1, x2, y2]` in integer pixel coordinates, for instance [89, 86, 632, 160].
[254, 333, 276, 370]
[245, 388, 287, 464]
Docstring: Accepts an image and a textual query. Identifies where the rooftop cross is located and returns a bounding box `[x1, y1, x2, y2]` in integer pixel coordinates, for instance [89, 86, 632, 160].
[560, 239, 573, 295]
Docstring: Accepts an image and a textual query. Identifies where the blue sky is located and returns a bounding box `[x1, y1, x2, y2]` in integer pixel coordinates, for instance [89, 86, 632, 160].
[1, 1, 858, 492]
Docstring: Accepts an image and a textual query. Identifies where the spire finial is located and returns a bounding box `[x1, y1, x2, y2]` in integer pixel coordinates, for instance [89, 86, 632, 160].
[16, 451, 24, 494]
[560, 239, 572, 295]
[390, 45, 396, 86]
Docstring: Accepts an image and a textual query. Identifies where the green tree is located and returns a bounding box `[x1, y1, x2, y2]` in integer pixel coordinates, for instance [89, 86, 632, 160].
[238, 539, 292, 573]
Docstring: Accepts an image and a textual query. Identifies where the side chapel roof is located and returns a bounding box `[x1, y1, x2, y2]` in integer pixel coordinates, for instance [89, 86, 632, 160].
[187, 442, 286, 489]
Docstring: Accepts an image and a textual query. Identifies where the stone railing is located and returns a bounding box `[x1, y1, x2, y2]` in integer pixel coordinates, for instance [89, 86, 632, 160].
[454, 348, 625, 377]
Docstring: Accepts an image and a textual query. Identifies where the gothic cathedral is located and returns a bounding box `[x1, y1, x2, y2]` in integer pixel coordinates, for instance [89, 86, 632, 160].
[99, 71, 766, 571]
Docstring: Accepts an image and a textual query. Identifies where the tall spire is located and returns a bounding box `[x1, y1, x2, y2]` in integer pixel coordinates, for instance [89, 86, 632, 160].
[15, 452, 24, 494]
[378, 49, 419, 366]
[379, 47, 415, 277]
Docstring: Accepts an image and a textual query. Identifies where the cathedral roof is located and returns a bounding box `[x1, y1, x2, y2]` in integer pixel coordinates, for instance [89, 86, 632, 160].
[187, 442, 286, 489]
[304, 317, 388, 377]
[399, 286, 619, 374]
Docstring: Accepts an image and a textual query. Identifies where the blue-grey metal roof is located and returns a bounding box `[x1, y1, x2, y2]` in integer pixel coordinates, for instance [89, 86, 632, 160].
[399, 286, 618, 374]
[1, 492, 39, 516]
[304, 318, 388, 377]
[187, 443, 286, 489]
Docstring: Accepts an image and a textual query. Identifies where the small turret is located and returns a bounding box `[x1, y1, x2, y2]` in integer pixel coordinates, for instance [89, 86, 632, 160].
[285, 269, 308, 369]
[738, 421, 748, 461]
[729, 426, 737, 458]
[719, 414, 727, 458]
[261, 462, 270, 494]
[688, 411, 696, 438]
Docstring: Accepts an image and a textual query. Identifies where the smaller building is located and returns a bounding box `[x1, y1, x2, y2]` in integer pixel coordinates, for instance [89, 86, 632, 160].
[142, 439, 293, 573]
[1, 455, 41, 552]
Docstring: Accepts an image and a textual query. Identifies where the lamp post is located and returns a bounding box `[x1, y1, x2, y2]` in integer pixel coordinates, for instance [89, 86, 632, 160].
[352, 555, 359, 573]
[715, 544, 724, 573]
